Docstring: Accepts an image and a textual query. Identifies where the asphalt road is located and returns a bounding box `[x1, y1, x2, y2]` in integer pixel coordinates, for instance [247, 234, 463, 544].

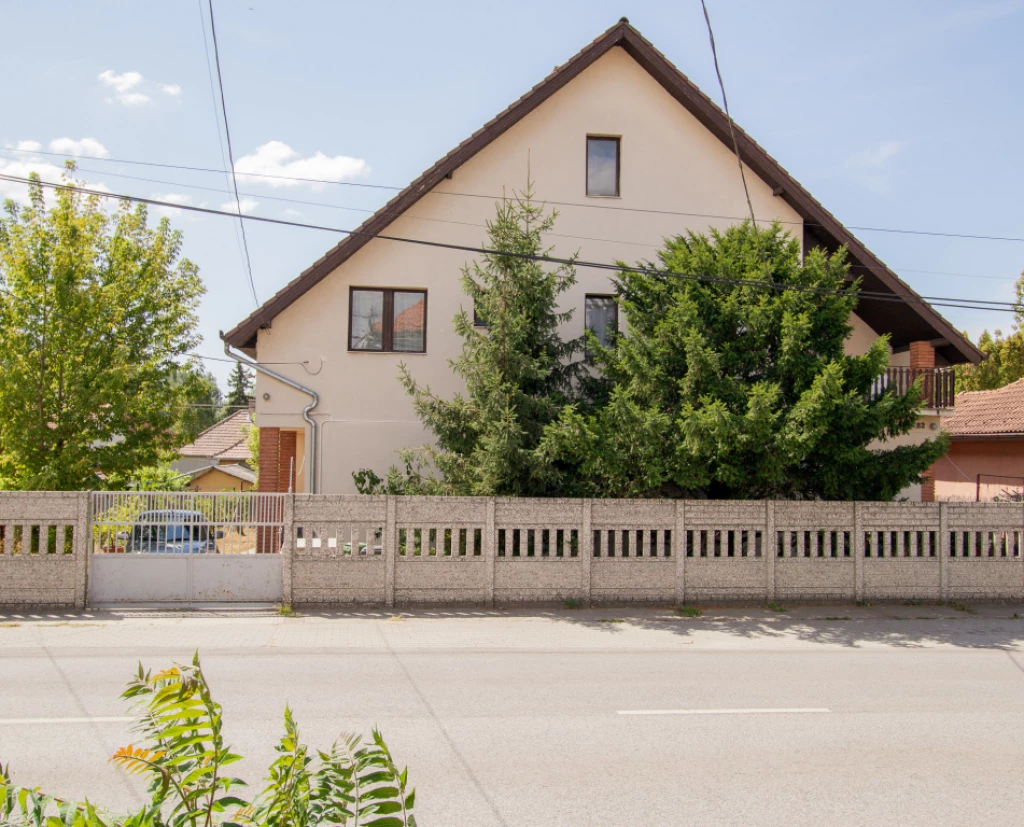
[2, 606, 1024, 826]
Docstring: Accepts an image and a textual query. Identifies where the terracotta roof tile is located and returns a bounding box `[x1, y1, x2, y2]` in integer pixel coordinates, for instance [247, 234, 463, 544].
[944, 379, 1024, 436]
[179, 409, 252, 461]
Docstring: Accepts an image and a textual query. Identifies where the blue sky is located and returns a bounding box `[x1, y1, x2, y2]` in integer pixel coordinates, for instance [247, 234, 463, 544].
[2, 0, 1022, 385]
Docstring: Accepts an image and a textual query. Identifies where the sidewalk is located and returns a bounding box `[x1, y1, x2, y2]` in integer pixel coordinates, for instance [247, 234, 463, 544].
[2, 602, 1024, 653]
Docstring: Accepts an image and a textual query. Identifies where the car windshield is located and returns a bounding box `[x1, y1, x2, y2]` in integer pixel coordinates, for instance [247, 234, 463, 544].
[135, 520, 209, 544]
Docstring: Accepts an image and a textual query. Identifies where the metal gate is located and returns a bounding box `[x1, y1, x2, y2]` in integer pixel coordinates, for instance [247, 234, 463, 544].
[88, 492, 285, 606]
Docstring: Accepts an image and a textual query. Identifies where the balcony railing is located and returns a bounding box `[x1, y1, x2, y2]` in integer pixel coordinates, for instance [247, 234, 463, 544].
[871, 366, 956, 409]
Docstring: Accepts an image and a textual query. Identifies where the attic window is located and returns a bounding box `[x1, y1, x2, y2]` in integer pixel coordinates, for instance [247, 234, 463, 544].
[586, 136, 620, 197]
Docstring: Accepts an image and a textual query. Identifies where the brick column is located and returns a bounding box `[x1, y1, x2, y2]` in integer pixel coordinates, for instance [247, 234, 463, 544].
[920, 466, 936, 502]
[278, 430, 297, 493]
[909, 340, 936, 409]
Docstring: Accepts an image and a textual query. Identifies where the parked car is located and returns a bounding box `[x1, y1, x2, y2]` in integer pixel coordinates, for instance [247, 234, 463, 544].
[120, 510, 222, 554]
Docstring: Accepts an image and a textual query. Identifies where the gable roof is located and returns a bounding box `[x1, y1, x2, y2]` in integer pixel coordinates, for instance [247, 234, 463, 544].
[943, 379, 1024, 437]
[186, 463, 257, 485]
[223, 18, 981, 365]
[179, 409, 252, 462]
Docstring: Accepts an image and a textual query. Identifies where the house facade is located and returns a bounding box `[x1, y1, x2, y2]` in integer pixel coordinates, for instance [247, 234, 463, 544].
[932, 379, 1024, 501]
[223, 19, 979, 499]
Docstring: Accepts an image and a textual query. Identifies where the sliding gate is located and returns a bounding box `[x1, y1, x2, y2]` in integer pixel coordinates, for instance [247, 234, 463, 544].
[88, 492, 285, 606]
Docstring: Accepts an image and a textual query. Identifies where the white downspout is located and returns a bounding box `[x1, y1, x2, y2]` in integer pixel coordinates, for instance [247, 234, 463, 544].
[220, 334, 320, 494]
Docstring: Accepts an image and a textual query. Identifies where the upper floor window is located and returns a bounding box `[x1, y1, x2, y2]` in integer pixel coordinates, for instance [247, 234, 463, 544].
[585, 294, 618, 353]
[349, 288, 426, 353]
[586, 136, 620, 197]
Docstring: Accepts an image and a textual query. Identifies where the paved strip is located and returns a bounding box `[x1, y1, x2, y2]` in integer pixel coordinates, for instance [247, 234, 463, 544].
[617, 707, 831, 716]
[0, 716, 133, 725]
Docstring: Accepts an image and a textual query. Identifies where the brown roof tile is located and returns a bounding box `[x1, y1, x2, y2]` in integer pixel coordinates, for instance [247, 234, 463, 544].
[944, 379, 1024, 436]
[179, 409, 252, 461]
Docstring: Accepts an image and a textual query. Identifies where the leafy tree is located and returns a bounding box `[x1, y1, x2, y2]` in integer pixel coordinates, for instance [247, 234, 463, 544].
[225, 361, 253, 408]
[0, 167, 204, 490]
[541, 222, 947, 500]
[245, 417, 260, 487]
[104, 462, 191, 492]
[1, 653, 417, 826]
[954, 270, 1024, 392]
[174, 366, 223, 443]
[360, 185, 584, 495]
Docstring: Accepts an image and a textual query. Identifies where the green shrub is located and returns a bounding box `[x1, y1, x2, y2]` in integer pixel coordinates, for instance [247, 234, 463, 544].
[0, 654, 416, 826]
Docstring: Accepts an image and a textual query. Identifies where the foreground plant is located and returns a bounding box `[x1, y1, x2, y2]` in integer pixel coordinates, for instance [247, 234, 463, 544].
[0, 654, 416, 826]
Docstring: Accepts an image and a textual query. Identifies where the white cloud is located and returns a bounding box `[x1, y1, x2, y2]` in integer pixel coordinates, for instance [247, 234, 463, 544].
[48, 137, 110, 159]
[220, 197, 259, 215]
[281, 207, 304, 218]
[159, 83, 182, 97]
[234, 141, 370, 188]
[15, 140, 42, 152]
[98, 69, 150, 105]
[0, 156, 110, 205]
[843, 140, 911, 195]
[153, 192, 192, 218]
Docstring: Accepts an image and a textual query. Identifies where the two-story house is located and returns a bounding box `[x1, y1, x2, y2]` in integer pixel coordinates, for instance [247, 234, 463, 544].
[222, 19, 979, 499]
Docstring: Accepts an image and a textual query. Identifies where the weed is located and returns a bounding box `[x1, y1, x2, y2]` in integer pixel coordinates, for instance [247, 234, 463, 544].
[903, 599, 923, 606]
[855, 600, 874, 607]
[563, 598, 583, 610]
[676, 606, 702, 618]
[276, 604, 297, 618]
[599, 618, 625, 624]
[824, 616, 850, 621]
[949, 601, 978, 615]
[767, 601, 787, 613]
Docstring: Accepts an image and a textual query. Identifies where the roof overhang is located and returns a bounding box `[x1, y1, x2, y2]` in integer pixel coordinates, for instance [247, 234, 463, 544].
[223, 19, 982, 365]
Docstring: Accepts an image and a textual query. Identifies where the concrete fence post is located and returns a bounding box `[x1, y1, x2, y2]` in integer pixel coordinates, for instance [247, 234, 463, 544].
[280, 493, 295, 607]
[853, 502, 865, 602]
[675, 500, 686, 605]
[938, 501, 949, 601]
[484, 498, 496, 608]
[581, 499, 593, 606]
[75, 492, 90, 609]
[765, 500, 776, 602]
[384, 496, 397, 608]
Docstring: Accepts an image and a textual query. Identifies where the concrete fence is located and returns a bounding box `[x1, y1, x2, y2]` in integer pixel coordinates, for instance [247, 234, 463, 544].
[0, 492, 89, 608]
[285, 496, 1024, 607]
[1, 492, 1022, 608]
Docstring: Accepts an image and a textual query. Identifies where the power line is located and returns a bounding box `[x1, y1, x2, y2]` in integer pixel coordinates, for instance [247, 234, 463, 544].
[196, 0, 252, 310]
[3, 148, 1019, 290]
[205, 0, 261, 315]
[3, 172, 1019, 317]
[4, 144, 1023, 244]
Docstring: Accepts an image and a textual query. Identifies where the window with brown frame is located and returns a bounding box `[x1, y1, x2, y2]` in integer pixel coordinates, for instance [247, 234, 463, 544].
[349, 288, 427, 353]
[585, 294, 618, 354]
[586, 136, 620, 197]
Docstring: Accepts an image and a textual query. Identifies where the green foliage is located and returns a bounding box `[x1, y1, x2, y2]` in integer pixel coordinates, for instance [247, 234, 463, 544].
[675, 606, 702, 618]
[0, 653, 416, 827]
[104, 463, 190, 492]
[767, 601, 787, 613]
[358, 183, 584, 496]
[541, 222, 947, 500]
[954, 271, 1024, 392]
[226, 362, 254, 409]
[175, 367, 223, 444]
[0, 167, 204, 490]
[245, 419, 260, 488]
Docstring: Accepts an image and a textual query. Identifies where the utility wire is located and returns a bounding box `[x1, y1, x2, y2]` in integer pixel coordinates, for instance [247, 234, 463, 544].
[4, 144, 1023, 244]
[205, 0, 261, 314]
[3, 149, 1019, 287]
[196, 0, 252, 309]
[2, 172, 1019, 316]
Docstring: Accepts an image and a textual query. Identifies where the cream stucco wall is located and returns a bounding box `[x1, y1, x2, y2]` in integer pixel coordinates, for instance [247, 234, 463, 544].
[251, 46, 922, 496]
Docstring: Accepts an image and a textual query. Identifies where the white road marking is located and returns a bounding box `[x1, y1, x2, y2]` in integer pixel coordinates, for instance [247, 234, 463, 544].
[0, 716, 132, 725]
[618, 707, 831, 716]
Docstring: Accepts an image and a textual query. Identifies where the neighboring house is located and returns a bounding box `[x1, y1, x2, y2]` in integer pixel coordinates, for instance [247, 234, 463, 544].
[932, 379, 1024, 501]
[223, 19, 979, 499]
[173, 409, 254, 475]
[180, 462, 256, 493]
